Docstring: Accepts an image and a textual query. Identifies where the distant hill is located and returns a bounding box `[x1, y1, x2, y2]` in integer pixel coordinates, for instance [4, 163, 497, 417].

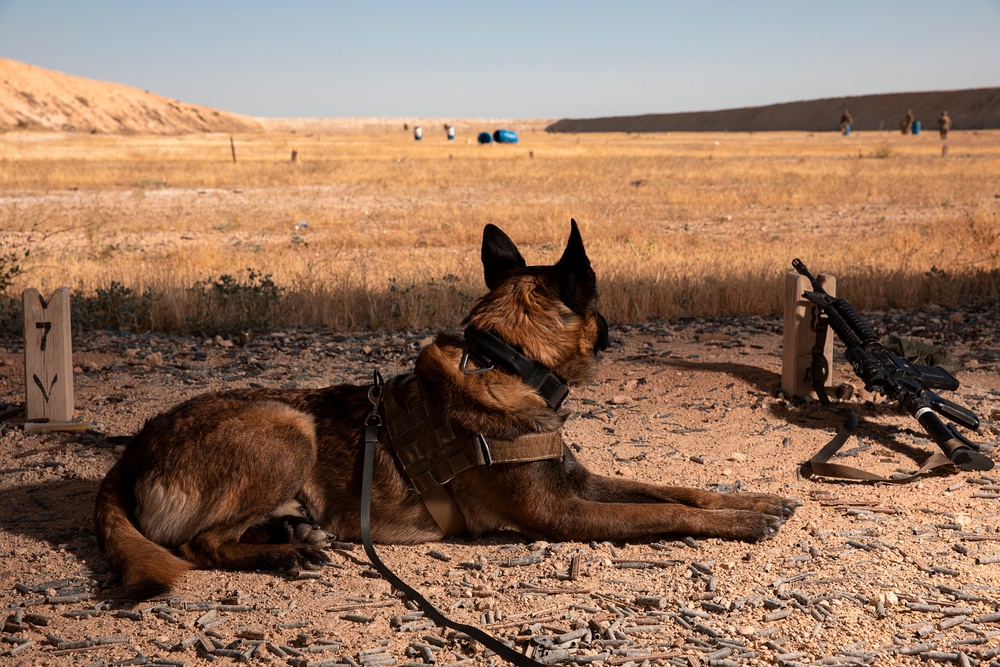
[546, 88, 1000, 134]
[0, 57, 262, 134]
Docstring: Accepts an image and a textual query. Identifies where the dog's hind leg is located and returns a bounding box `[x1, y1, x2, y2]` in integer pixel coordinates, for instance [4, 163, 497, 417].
[179, 521, 330, 573]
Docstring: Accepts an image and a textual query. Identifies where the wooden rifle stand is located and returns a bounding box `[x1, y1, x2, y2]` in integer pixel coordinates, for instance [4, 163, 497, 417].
[22, 288, 93, 432]
[781, 271, 847, 401]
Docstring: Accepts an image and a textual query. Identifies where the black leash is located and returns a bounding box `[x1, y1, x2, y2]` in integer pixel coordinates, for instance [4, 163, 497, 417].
[360, 370, 545, 667]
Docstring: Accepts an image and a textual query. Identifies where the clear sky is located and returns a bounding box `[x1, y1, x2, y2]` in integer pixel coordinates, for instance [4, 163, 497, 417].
[1, 1, 998, 119]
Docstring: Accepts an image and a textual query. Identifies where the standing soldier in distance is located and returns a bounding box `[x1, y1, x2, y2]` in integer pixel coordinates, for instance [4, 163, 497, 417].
[938, 111, 952, 140]
[840, 108, 853, 135]
[900, 108, 915, 135]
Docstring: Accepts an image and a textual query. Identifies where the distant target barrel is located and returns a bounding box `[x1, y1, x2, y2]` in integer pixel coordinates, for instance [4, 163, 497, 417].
[414, 126, 423, 141]
[446, 125, 456, 140]
[912, 121, 921, 135]
[493, 129, 518, 144]
[477, 131, 493, 144]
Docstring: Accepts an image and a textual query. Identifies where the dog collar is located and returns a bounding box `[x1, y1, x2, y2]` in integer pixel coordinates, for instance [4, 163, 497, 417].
[462, 326, 570, 410]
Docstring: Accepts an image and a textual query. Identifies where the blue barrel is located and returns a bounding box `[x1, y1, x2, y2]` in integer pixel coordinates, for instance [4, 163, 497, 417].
[446, 125, 455, 140]
[477, 131, 492, 144]
[912, 120, 921, 135]
[493, 129, 518, 144]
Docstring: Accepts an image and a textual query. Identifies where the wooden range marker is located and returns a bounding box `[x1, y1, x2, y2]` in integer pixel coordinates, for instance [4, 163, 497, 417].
[22, 288, 91, 432]
[781, 271, 837, 401]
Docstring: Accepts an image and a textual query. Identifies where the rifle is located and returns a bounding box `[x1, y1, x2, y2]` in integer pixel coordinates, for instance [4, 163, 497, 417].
[791, 258, 993, 472]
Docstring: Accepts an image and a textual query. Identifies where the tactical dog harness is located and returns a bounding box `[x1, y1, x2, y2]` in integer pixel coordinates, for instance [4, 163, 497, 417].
[381, 371, 564, 535]
[361, 370, 550, 667]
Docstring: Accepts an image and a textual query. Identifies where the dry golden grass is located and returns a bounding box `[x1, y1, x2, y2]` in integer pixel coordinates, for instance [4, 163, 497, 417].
[1, 127, 999, 333]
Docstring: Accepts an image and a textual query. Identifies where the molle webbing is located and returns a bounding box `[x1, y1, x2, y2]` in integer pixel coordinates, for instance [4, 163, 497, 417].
[383, 374, 483, 495]
[382, 373, 563, 535]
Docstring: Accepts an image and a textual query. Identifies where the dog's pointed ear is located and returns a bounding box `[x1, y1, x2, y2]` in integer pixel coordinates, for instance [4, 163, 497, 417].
[556, 219, 598, 311]
[482, 224, 526, 290]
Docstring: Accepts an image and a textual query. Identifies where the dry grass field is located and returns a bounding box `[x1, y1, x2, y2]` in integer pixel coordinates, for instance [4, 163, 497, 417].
[1, 127, 999, 333]
[3, 125, 1000, 667]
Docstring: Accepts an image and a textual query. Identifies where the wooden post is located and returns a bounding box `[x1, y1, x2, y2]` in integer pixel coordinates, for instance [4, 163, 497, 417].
[23, 288, 74, 424]
[781, 272, 836, 400]
[230, 136, 237, 163]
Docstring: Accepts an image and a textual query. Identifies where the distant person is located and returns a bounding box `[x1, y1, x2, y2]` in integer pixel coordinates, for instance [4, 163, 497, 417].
[840, 108, 853, 135]
[938, 111, 952, 139]
[900, 109, 914, 135]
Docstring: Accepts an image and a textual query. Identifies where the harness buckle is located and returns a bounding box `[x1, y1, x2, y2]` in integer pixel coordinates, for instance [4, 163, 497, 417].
[475, 433, 493, 466]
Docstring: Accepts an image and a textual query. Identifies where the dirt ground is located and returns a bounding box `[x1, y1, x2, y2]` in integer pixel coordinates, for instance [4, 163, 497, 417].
[1, 303, 999, 667]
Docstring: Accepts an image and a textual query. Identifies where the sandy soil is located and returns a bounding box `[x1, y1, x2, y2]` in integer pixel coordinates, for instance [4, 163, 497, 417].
[1, 302, 999, 667]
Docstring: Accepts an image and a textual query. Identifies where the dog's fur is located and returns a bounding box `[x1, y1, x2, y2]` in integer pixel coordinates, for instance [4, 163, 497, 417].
[95, 221, 798, 599]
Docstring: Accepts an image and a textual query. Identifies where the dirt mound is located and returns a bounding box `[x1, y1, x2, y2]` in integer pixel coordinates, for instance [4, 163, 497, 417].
[0, 57, 262, 134]
[547, 88, 1000, 133]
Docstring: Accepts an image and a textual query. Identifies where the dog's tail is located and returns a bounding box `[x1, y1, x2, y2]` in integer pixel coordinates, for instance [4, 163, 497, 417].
[94, 459, 193, 599]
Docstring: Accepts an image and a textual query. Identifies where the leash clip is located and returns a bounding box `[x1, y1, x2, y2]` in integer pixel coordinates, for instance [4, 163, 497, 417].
[367, 369, 384, 426]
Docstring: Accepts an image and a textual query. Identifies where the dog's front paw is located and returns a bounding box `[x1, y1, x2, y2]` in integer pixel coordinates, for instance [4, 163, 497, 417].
[769, 496, 801, 518]
[730, 492, 800, 518]
[754, 513, 788, 542]
[707, 509, 788, 543]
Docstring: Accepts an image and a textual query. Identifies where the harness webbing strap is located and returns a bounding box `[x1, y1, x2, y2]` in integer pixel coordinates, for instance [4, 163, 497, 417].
[485, 431, 565, 463]
[804, 410, 956, 483]
[420, 485, 468, 536]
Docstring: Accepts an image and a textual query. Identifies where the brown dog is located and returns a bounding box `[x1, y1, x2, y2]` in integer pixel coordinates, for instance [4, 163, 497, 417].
[95, 221, 797, 599]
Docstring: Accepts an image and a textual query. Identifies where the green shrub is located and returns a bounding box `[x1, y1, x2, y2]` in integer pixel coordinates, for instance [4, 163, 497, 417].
[188, 268, 284, 336]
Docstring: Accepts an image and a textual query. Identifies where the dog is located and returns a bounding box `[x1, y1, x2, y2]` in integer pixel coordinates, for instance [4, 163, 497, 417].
[95, 220, 798, 599]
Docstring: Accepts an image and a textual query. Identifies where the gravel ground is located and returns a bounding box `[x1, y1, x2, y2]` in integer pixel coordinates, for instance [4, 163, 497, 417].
[1, 304, 999, 667]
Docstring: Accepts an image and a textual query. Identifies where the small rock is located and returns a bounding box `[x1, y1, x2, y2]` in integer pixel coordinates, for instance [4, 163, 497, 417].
[144, 352, 164, 367]
[947, 312, 964, 324]
[728, 452, 747, 462]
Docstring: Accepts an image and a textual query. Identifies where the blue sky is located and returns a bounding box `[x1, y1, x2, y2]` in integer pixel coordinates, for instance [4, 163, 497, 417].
[1, 1, 998, 119]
